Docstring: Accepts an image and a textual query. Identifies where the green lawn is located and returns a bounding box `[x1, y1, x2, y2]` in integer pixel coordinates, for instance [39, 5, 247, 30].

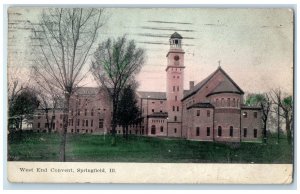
[8, 132, 293, 163]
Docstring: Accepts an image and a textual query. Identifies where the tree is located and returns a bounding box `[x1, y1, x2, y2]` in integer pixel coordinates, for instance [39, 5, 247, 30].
[271, 89, 293, 144]
[245, 93, 272, 143]
[91, 36, 146, 145]
[117, 85, 140, 139]
[31, 8, 106, 161]
[9, 88, 40, 132]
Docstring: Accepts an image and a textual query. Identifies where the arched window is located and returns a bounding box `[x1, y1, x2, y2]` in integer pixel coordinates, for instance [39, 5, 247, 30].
[218, 126, 222, 136]
[216, 98, 219, 106]
[151, 125, 156, 135]
[91, 109, 94, 116]
[227, 98, 230, 107]
[160, 126, 163, 132]
[232, 98, 236, 107]
[221, 98, 224, 107]
[254, 129, 258, 138]
[229, 126, 233, 137]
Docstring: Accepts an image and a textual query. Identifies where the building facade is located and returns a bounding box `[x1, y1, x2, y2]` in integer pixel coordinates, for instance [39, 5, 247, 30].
[33, 32, 262, 142]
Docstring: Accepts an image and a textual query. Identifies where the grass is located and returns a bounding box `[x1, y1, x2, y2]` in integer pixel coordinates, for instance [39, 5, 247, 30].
[8, 132, 293, 163]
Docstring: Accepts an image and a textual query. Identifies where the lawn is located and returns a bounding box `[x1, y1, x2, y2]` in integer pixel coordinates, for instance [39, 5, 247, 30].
[8, 132, 293, 163]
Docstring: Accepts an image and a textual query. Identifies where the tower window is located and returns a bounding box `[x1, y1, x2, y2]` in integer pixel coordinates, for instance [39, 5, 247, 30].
[196, 110, 200, 116]
[175, 96, 177, 101]
[232, 98, 236, 107]
[177, 86, 179, 91]
[221, 98, 224, 107]
[174, 116, 177, 121]
[173, 86, 175, 92]
[230, 126, 233, 137]
[227, 98, 230, 107]
[177, 106, 179, 111]
[173, 106, 175, 111]
[152, 109, 154, 113]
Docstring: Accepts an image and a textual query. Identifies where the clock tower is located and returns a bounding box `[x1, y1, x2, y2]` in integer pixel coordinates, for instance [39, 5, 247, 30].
[166, 32, 185, 137]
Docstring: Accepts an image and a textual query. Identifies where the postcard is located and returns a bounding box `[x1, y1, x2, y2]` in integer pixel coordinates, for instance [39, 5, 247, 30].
[7, 7, 294, 184]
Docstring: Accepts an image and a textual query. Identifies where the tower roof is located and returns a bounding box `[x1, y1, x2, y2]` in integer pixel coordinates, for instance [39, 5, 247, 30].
[170, 32, 183, 39]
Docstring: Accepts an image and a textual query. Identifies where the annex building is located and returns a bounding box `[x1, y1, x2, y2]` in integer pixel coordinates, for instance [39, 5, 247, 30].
[33, 32, 262, 142]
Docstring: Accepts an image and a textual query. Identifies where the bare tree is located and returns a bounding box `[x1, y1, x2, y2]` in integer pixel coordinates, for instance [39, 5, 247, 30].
[271, 89, 293, 144]
[91, 36, 146, 145]
[30, 8, 106, 161]
[245, 93, 272, 143]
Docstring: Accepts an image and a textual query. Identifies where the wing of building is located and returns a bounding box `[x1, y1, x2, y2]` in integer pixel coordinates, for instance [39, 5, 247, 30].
[32, 32, 262, 142]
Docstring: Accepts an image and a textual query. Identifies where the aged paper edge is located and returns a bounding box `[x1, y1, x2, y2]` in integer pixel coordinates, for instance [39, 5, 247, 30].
[7, 162, 293, 184]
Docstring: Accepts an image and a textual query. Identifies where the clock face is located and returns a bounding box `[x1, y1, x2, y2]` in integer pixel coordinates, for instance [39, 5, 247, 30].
[174, 55, 180, 61]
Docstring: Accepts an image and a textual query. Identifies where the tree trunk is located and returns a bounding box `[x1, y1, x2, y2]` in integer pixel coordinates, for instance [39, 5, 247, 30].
[263, 118, 267, 144]
[125, 125, 128, 140]
[285, 114, 292, 145]
[111, 97, 119, 146]
[59, 93, 70, 162]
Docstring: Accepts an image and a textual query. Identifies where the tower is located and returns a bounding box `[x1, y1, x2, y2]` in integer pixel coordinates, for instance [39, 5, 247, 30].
[166, 32, 185, 137]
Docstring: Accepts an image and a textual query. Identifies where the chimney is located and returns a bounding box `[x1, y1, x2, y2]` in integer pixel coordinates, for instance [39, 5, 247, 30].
[189, 81, 194, 90]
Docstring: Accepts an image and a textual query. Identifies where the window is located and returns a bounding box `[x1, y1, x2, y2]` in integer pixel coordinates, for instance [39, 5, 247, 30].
[254, 112, 258, 118]
[207, 127, 210, 136]
[52, 123, 55, 129]
[91, 120, 93, 127]
[152, 109, 154, 113]
[230, 126, 233, 137]
[173, 86, 175, 91]
[45, 123, 48, 128]
[37, 123, 40, 128]
[52, 115, 55, 120]
[82, 120, 84, 126]
[227, 98, 230, 107]
[207, 110, 210, 117]
[243, 112, 248, 118]
[77, 110, 80, 116]
[91, 130, 93, 133]
[232, 99, 236, 107]
[160, 126, 163, 132]
[85, 120, 88, 127]
[174, 128, 177, 133]
[244, 128, 247, 137]
[196, 127, 200, 136]
[77, 129, 79, 133]
[151, 125, 156, 134]
[71, 129, 74, 133]
[160, 101, 163, 104]
[254, 129, 258, 138]
[91, 109, 94, 116]
[85, 109, 87, 116]
[175, 96, 177, 101]
[216, 99, 219, 106]
[218, 126, 222, 136]
[177, 106, 179, 111]
[99, 119, 104, 128]
[174, 116, 177, 121]
[221, 98, 224, 107]
[86, 129, 88, 133]
[37, 114, 41, 119]
[177, 86, 179, 91]
[77, 119, 80, 126]
[173, 106, 175, 111]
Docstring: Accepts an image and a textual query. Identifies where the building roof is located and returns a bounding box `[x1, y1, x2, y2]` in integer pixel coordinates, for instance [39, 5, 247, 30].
[147, 112, 168, 118]
[170, 32, 183, 39]
[182, 66, 244, 101]
[75, 87, 100, 95]
[207, 80, 243, 96]
[241, 105, 261, 110]
[137, 91, 166, 100]
[187, 103, 214, 110]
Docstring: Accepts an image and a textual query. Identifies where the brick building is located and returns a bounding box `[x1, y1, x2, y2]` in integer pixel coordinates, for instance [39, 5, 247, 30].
[33, 32, 262, 142]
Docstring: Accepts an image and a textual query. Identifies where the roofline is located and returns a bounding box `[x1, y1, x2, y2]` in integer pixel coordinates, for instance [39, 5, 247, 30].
[206, 91, 244, 97]
[182, 67, 244, 101]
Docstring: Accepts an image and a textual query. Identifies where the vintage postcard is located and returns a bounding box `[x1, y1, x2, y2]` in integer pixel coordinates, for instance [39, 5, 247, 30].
[6, 7, 294, 184]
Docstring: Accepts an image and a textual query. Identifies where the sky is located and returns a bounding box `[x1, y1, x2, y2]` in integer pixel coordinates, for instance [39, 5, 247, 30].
[8, 8, 294, 95]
